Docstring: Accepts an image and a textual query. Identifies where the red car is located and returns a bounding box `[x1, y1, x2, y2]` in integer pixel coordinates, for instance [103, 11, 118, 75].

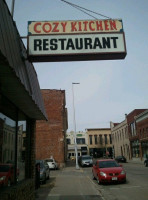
[0, 163, 19, 187]
[92, 159, 126, 184]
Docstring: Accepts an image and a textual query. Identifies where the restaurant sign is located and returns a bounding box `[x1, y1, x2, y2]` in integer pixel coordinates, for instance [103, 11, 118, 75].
[27, 19, 126, 62]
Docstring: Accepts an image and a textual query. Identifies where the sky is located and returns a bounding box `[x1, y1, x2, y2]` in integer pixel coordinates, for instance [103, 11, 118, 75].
[6, 0, 148, 132]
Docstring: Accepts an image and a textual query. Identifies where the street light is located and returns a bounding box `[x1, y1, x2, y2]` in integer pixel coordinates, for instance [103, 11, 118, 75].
[72, 82, 80, 170]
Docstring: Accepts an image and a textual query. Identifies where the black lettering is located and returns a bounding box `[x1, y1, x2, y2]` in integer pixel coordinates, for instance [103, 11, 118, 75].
[93, 38, 102, 49]
[102, 37, 111, 48]
[34, 39, 42, 51]
[111, 37, 118, 48]
[84, 38, 92, 49]
[43, 39, 49, 50]
[75, 38, 83, 50]
[50, 39, 58, 50]
[58, 39, 66, 50]
[66, 39, 75, 50]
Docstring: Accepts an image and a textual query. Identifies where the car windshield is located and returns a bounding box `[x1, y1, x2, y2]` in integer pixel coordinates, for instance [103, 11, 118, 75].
[99, 161, 120, 168]
[0, 165, 10, 172]
[82, 156, 92, 160]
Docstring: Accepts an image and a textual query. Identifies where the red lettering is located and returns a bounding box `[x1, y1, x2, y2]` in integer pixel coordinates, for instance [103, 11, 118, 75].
[89, 21, 95, 31]
[52, 22, 59, 32]
[104, 20, 109, 30]
[83, 21, 88, 31]
[61, 22, 67, 32]
[71, 22, 77, 32]
[96, 21, 103, 31]
[34, 22, 41, 33]
[110, 20, 117, 30]
[42, 23, 52, 33]
[78, 22, 82, 31]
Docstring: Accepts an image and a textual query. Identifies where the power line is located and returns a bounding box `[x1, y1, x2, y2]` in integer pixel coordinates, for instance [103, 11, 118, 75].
[61, 0, 111, 19]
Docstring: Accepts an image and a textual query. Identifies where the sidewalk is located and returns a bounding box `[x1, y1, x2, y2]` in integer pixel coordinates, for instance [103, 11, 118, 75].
[35, 161, 103, 200]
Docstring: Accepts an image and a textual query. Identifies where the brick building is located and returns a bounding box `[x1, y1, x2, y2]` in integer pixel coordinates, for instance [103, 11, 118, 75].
[126, 109, 146, 161]
[135, 109, 148, 160]
[36, 89, 68, 168]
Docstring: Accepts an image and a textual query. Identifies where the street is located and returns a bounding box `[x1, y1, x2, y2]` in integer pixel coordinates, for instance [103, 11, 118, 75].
[36, 161, 148, 200]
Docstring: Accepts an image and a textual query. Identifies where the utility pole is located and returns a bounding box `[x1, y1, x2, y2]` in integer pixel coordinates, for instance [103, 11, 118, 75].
[11, 0, 15, 17]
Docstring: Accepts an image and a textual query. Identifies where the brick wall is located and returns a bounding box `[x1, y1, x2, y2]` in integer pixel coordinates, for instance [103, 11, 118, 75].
[36, 90, 68, 167]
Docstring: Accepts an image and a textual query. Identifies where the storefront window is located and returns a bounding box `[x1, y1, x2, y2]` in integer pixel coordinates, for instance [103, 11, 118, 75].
[0, 95, 27, 188]
[131, 140, 140, 158]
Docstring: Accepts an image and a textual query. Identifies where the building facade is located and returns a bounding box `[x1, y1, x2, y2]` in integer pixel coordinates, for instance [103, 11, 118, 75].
[136, 109, 148, 160]
[110, 119, 130, 161]
[127, 109, 146, 161]
[36, 89, 68, 168]
[0, 1, 47, 199]
[66, 131, 88, 159]
[86, 128, 112, 158]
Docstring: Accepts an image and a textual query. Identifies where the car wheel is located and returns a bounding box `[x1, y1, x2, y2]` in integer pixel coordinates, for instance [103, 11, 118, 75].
[47, 173, 50, 180]
[7, 179, 11, 187]
[43, 174, 46, 184]
[144, 162, 148, 167]
[96, 176, 100, 185]
[92, 172, 96, 180]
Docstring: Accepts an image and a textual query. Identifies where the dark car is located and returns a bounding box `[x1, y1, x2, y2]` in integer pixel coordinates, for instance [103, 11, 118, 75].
[144, 158, 148, 167]
[115, 156, 126, 163]
[36, 160, 50, 184]
[79, 155, 93, 167]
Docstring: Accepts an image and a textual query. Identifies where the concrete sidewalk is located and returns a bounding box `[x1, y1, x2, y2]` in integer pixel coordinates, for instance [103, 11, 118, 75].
[35, 161, 103, 200]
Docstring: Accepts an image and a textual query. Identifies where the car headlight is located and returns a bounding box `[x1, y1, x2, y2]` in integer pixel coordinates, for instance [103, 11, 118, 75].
[120, 170, 126, 175]
[0, 176, 6, 181]
[100, 172, 107, 177]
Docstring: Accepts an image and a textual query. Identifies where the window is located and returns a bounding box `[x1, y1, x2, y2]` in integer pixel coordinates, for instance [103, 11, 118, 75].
[94, 135, 98, 144]
[99, 135, 103, 144]
[109, 134, 112, 144]
[130, 122, 136, 136]
[89, 135, 92, 145]
[66, 138, 71, 144]
[0, 95, 27, 188]
[76, 138, 85, 144]
[104, 135, 108, 144]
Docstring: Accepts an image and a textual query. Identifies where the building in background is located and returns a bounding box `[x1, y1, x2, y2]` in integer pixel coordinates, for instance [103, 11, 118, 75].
[86, 128, 112, 158]
[111, 109, 147, 162]
[135, 109, 148, 160]
[127, 109, 147, 162]
[66, 131, 88, 159]
[36, 89, 68, 168]
[110, 118, 130, 161]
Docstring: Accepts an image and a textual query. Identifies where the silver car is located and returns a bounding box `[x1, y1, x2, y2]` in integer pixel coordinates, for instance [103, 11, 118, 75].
[79, 155, 93, 167]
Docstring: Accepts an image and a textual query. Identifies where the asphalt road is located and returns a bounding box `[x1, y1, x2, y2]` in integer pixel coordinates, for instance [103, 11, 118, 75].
[36, 161, 148, 200]
[85, 162, 148, 200]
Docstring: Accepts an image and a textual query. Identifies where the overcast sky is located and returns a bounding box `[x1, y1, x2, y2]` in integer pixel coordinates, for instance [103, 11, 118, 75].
[6, 0, 148, 132]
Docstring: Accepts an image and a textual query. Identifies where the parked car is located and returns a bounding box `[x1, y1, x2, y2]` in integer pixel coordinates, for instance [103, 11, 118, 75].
[36, 160, 50, 184]
[0, 163, 19, 187]
[79, 155, 93, 167]
[92, 159, 126, 184]
[115, 156, 126, 163]
[144, 158, 148, 167]
[45, 158, 58, 170]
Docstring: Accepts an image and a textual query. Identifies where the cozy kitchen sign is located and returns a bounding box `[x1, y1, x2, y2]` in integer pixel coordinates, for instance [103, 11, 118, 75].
[27, 19, 126, 62]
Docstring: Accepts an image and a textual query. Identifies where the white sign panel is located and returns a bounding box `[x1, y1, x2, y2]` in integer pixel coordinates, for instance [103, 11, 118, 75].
[28, 33, 126, 59]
